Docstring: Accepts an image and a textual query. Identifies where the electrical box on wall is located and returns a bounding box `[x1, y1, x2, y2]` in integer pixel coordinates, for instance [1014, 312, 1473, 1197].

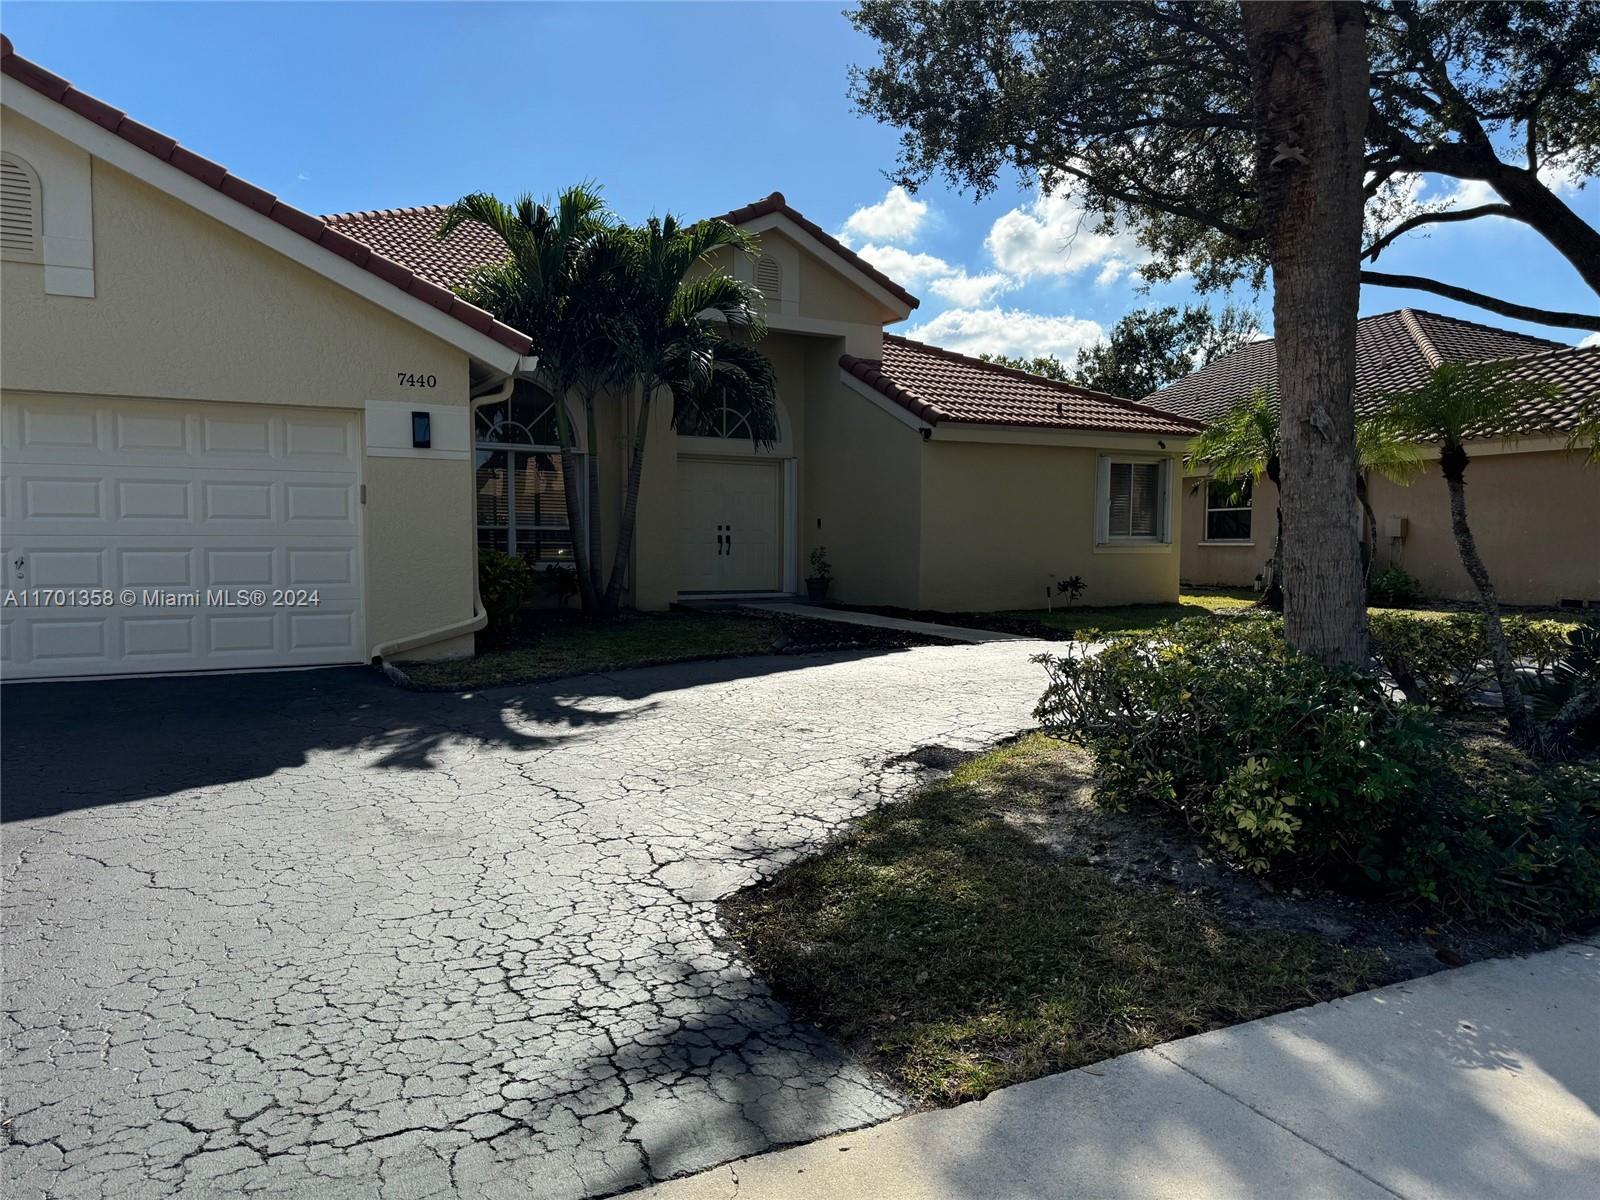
[1385, 516, 1408, 541]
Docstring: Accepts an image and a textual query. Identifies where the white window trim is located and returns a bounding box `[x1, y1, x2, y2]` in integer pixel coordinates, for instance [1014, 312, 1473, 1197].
[1094, 454, 1174, 550]
[1203, 477, 1254, 544]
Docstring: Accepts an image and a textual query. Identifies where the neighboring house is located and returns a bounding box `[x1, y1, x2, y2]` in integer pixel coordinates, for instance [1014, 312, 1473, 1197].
[0, 40, 1196, 681]
[1146, 309, 1600, 607]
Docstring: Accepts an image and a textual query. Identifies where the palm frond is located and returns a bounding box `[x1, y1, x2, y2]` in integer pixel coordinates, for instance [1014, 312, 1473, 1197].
[1356, 414, 1426, 484]
[1186, 390, 1276, 483]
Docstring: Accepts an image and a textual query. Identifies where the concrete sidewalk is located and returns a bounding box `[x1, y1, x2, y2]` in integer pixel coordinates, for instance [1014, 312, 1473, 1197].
[639, 942, 1600, 1200]
[740, 601, 1034, 644]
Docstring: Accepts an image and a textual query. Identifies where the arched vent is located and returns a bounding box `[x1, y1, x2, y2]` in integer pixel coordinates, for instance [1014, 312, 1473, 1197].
[1, 154, 43, 263]
[754, 254, 782, 298]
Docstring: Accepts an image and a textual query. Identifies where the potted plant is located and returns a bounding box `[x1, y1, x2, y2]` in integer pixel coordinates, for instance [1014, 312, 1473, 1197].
[806, 546, 832, 602]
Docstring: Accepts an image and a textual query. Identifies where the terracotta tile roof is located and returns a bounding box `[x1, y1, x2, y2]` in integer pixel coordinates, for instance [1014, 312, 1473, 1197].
[841, 335, 1203, 436]
[1146, 308, 1565, 425]
[320, 190, 923, 313]
[322, 204, 506, 292]
[711, 191, 920, 311]
[0, 37, 533, 356]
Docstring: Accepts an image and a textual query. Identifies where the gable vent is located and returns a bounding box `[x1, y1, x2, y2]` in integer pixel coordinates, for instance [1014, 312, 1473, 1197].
[1, 155, 43, 263]
[754, 254, 782, 298]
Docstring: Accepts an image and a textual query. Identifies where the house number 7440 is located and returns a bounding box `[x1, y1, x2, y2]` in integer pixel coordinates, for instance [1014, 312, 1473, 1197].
[396, 372, 438, 388]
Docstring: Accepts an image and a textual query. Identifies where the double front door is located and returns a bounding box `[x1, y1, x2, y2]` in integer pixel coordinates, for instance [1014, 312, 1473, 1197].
[675, 457, 782, 593]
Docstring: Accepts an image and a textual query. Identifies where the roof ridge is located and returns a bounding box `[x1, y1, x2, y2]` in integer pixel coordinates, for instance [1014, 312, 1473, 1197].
[711, 193, 920, 311]
[0, 37, 532, 357]
[1401, 305, 1566, 350]
[884, 333, 1203, 429]
[323, 203, 452, 225]
[1396, 308, 1445, 369]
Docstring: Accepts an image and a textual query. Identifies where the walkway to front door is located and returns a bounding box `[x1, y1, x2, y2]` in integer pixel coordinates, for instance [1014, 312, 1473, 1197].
[675, 456, 782, 592]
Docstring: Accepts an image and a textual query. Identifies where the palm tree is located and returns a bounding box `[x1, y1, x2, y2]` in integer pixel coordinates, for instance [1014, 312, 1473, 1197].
[1186, 391, 1284, 610]
[1380, 362, 1563, 746]
[601, 214, 778, 612]
[1189, 396, 1430, 610]
[1354, 414, 1425, 577]
[440, 186, 621, 613]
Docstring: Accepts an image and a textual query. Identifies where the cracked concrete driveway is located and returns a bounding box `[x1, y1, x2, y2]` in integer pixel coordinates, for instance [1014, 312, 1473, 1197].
[2, 642, 1050, 1198]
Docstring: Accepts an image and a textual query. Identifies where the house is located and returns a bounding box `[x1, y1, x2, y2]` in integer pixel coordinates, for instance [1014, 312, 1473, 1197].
[0, 39, 1195, 681]
[1146, 309, 1600, 607]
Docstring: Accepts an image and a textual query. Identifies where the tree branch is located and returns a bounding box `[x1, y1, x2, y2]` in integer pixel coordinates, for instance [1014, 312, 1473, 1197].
[1364, 204, 1518, 261]
[1360, 270, 1600, 331]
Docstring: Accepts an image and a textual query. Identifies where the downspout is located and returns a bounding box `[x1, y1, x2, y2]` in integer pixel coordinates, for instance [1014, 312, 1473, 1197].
[369, 356, 537, 668]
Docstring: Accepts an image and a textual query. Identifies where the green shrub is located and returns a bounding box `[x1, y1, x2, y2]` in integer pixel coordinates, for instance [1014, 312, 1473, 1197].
[1369, 611, 1570, 710]
[1368, 566, 1423, 608]
[478, 549, 537, 633]
[1527, 619, 1600, 751]
[1035, 615, 1600, 928]
[1034, 616, 1443, 877]
[1398, 754, 1600, 927]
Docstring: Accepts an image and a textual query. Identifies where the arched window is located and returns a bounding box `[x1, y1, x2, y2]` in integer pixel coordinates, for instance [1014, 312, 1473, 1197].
[1, 153, 43, 264]
[677, 404, 758, 441]
[474, 381, 576, 562]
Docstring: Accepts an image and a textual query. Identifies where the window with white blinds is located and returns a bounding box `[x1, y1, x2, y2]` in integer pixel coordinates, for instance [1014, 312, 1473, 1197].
[1098, 457, 1171, 543]
[1, 154, 43, 264]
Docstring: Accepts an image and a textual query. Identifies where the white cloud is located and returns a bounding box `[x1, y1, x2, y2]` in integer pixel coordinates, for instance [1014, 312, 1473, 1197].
[1580, 332, 1600, 349]
[853, 243, 954, 287]
[929, 271, 1012, 306]
[840, 185, 928, 246]
[902, 306, 1105, 361]
[855, 244, 1015, 306]
[985, 186, 1149, 283]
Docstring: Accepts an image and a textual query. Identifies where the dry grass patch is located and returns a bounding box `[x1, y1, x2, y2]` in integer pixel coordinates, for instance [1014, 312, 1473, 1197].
[721, 736, 1389, 1106]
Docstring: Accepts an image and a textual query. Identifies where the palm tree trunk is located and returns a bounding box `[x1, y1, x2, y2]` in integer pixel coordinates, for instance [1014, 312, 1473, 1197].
[603, 386, 654, 613]
[1263, 461, 1284, 612]
[584, 391, 603, 600]
[1241, 1, 1370, 666]
[554, 399, 599, 613]
[1442, 452, 1534, 744]
[1357, 473, 1377, 581]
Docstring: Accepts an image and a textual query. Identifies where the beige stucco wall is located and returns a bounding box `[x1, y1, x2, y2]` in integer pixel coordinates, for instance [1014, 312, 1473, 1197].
[1179, 473, 1275, 589]
[1180, 450, 1600, 606]
[1370, 450, 1599, 606]
[1, 112, 479, 658]
[918, 441, 1182, 611]
[804, 367, 924, 609]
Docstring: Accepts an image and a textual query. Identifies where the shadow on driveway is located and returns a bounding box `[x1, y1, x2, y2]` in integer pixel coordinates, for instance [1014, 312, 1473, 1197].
[0, 649, 899, 822]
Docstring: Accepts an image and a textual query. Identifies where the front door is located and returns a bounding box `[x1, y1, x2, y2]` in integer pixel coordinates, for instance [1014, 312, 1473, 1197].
[675, 457, 782, 593]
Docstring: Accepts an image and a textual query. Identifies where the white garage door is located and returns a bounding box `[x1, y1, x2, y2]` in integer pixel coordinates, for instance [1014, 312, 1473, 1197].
[1, 396, 365, 681]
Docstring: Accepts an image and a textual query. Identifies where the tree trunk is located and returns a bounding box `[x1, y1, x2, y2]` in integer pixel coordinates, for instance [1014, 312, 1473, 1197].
[602, 386, 654, 613]
[1263, 458, 1284, 612]
[553, 397, 599, 613]
[1241, 2, 1370, 666]
[584, 391, 603, 600]
[1441, 448, 1535, 745]
[1357, 473, 1376, 581]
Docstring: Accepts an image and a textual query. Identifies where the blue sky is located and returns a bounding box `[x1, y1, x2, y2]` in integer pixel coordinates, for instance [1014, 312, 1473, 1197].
[6, 2, 1594, 359]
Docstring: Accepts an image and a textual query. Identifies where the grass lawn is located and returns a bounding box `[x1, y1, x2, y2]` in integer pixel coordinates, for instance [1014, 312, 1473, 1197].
[1012, 587, 1259, 637]
[1015, 588, 1580, 639]
[400, 611, 776, 688]
[721, 735, 1388, 1106]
